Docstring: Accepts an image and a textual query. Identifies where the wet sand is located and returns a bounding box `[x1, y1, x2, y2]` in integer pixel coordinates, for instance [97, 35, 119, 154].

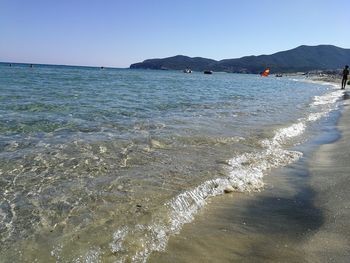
[149, 92, 350, 263]
[303, 93, 350, 262]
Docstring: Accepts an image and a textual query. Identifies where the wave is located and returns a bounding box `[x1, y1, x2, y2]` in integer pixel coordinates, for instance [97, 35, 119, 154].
[106, 82, 343, 262]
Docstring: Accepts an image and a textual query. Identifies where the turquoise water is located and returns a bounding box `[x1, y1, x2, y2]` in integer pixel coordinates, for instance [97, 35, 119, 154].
[0, 64, 342, 262]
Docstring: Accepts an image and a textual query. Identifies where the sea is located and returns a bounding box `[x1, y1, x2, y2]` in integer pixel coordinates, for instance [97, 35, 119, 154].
[0, 63, 344, 262]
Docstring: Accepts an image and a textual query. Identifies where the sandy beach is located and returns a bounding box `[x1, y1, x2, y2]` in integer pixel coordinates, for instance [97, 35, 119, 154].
[149, 90, 350, 263]
[303, 91, 350, 262]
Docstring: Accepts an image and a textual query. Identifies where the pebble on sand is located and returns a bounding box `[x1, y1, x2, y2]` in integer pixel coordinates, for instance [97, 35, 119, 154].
[224, 185, 235, 193]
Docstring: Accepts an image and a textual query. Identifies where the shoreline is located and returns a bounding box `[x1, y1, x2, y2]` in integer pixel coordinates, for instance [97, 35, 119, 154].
[303, 92, 350, 261]
[149, 87, 349, 262]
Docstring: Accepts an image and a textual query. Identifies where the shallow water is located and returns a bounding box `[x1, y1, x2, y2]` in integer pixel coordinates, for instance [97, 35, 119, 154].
[0, 64, 342, 262]
[148, 106, 343, 263]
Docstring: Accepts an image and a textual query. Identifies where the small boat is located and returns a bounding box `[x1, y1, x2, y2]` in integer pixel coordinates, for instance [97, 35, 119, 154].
[275, 73, 283, 77]
[204, 70, 213, 74]
[183, 68, 192, 73]
[261, 67, 270, 77]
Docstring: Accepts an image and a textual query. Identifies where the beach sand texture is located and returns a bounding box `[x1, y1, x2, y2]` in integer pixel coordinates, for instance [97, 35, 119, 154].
[304, 93, 350, 262]
[149, 92, 350, 263]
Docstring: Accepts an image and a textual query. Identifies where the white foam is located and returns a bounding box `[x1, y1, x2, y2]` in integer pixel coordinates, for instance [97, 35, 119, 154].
[270, 122, 306, 146]
[109, 120, 306, 262]
[306, 82, 343, 122]
[110, 224, 169, 263]
[110, 227, 129, 253]
[307, 112, 325, 122]
[73, 248, 101, 263]
[312, 90, 343, 106]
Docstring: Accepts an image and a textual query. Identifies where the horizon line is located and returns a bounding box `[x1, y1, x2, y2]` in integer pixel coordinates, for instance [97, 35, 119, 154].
[0, 61, 127, 69]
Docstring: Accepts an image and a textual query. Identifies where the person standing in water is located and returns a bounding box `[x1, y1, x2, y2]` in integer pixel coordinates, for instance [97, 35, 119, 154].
[341, 65, 349, 89]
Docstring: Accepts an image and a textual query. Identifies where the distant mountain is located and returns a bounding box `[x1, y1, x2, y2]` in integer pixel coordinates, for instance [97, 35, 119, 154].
[130, 45, 350, 73]
[130, 55, 217, 71]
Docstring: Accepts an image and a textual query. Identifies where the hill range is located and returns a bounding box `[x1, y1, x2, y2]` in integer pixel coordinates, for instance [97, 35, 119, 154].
[130, 45, 350, 73]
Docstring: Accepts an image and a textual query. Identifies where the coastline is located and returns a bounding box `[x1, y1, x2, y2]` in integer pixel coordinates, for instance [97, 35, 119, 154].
[302, 92, 350, 261]
[148, 87, 350, 262]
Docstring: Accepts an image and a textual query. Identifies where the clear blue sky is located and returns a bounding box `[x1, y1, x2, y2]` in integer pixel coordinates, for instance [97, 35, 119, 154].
[0, 0, 349, 68]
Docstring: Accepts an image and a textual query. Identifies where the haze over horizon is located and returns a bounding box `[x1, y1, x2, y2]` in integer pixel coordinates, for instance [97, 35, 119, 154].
[1, 0, 349, 68]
